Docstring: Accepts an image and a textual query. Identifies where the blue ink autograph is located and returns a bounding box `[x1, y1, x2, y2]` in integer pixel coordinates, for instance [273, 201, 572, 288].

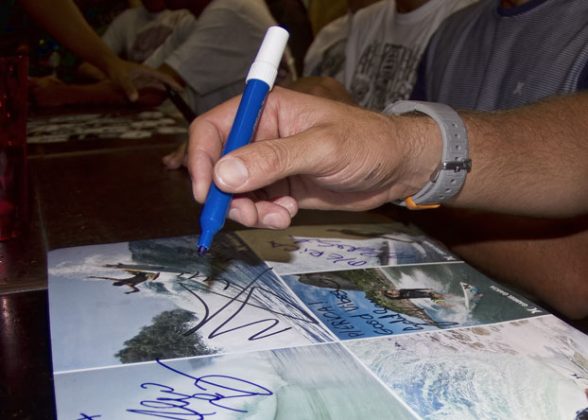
[127, 358, 273, 419]
[268, 238, 390, 267]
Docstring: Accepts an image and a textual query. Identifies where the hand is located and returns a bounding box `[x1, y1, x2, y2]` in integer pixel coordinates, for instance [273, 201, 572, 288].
[29, 76, 67, 107]
[187, 87, 440, 229]
[104, 58, 182, 102]
[162, 141, 188, 170]
[29, 75, 65, 90]
[30, 81, 72, 107]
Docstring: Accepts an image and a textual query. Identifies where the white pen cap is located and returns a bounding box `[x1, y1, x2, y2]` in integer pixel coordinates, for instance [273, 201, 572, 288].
[246, 26, 289, 89]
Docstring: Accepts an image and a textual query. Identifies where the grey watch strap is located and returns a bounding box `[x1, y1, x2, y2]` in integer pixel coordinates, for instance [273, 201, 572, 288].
[383, 100, 471, 208]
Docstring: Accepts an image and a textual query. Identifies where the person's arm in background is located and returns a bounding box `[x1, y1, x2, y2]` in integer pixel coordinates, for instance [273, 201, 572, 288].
[20, 0, 179, 100]
[31, 62, 185, 108]
[76, 62, 108, 82]
[76, 7, 132, 82]
[30, 79, 165, 108]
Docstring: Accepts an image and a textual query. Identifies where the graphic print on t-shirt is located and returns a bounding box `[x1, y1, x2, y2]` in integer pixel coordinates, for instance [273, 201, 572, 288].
[350, 41, 419, 111]
[308, 39, 347, 78]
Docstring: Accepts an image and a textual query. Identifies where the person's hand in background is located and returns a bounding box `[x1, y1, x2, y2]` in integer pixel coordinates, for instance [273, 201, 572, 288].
[103, 57, 182, 102]
[20, 0, 182, 102]
[162, 141, 188, 170]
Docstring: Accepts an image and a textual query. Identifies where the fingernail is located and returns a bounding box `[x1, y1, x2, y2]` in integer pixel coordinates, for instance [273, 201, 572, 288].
[262, 213, 284, 229]
[273, 196, 298, 217]
[216, 157, 249, 188]
[228, 208, 241, 222]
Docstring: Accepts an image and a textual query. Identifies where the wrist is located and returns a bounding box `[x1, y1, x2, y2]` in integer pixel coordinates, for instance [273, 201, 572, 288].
[392, 113, 443, 199]
[65, 82, 125, 106]
[384, 100, 471, 209]
[100, 55, 124, 80]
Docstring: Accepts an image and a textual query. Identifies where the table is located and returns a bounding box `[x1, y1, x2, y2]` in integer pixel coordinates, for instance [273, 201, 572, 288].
[1, 111, 587, 419]
[27, 107, 188, 158]
[1, 128, 394, 418]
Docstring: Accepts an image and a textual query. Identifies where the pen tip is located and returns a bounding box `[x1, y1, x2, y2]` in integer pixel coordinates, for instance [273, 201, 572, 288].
[197, 246, 208, 256]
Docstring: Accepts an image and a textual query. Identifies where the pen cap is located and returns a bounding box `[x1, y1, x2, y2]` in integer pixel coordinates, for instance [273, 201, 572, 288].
[246, 26, 289, 89]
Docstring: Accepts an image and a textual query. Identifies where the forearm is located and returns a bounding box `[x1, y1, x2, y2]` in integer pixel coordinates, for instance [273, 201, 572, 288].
[20, 0, 119, 72]
[33, 82, 127, 107]
[33, 81, 169, 108]
[77, 62, 107, 82]
[404, 94, 588, 217]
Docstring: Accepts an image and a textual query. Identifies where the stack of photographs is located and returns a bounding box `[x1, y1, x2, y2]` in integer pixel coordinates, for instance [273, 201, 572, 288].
[48, 223, 588, 419]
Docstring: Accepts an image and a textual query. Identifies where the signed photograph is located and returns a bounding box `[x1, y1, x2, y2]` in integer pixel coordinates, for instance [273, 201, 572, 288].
[48, 233, 334, 372]
[237, 223, 458, 275]
[281, 263, 545, 340]
[47, 226, 585, 420]
[54, 343, 418, 420]
[347, 315, 588, 419]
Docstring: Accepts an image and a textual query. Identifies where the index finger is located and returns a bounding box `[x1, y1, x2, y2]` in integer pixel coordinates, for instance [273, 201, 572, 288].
[186, 88, 322, 203]
[187, 95, 244, 202]
[118, 74, 139, 102]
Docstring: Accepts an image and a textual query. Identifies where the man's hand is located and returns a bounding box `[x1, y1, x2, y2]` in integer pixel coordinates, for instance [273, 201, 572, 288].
[187, 87, 440, 229]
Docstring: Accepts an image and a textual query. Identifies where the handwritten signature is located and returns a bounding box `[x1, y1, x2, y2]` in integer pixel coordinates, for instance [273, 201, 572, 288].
[306, 277, 459, 337]
[127, 358, 273, 419]
[268, 238, 388, 267]
[179, 267, 320, 341]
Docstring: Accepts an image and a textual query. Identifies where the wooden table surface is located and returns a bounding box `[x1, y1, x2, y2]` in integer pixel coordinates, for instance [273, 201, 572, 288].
[1, 111, 586, 419]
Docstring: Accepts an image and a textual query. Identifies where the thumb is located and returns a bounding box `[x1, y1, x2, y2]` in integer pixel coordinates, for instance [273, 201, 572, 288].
[213, 128, 335, 193]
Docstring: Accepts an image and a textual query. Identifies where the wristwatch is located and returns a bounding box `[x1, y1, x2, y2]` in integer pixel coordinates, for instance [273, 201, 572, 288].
[383, 100, 472, 209]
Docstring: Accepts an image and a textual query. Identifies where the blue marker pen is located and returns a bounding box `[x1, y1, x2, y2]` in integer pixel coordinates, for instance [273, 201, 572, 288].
[197, 26, 289, 254]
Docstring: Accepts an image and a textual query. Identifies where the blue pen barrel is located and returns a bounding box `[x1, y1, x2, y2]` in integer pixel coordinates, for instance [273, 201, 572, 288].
[223, 80, 270, 153]
[198, 79, 270, 251]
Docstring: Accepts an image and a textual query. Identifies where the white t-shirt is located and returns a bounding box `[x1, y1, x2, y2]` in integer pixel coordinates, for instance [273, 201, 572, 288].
[344, 0, 476, 111]
[102, 6, 195, 63]
[302, 12, 351, 82]
[153, 0, 280, 115]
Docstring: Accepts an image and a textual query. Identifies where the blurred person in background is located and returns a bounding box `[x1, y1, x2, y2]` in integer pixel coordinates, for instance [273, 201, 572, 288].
[289, 0, 476, 109]
[13, 0, 178, 101]
[31, 0, 294, 115]
[76, 0, 197, 82]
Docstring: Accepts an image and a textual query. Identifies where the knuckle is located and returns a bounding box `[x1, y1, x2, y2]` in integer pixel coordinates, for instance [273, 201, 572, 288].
[322, 131, 342, 157]
[253, 141, 292, 175]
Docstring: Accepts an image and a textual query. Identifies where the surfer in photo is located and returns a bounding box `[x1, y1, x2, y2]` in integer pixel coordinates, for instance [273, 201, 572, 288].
[88, 270, 160, 294]
[384, 288, 445, 302]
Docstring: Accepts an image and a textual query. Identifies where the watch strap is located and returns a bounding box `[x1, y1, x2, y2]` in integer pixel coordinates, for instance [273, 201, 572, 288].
[383, 100, 471, 209]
